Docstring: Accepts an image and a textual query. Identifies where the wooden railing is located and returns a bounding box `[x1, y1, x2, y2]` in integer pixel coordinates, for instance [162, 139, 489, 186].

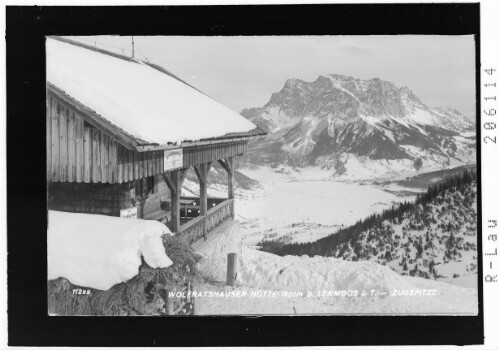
[177, 215, 205, 246]
[205, 198, 234, 234]
[177, 198, 234, 245]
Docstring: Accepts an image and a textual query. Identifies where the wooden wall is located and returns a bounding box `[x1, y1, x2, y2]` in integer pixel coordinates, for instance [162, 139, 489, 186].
[48, 182, 137, 216]
[48, 94, 168, 184]
[182, 141, 247, 168]
[47, 92, 248, 184]
[48, 176, 168, 218]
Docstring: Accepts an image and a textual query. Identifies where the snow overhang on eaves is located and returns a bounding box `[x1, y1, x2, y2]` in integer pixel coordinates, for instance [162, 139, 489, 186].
[46, 36, 264, 149]
[47, 83, 266, 152]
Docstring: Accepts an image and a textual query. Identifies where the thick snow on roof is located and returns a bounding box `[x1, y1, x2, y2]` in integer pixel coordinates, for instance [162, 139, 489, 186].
[46, 38, 258, 145]
[48, 210, 173, 290]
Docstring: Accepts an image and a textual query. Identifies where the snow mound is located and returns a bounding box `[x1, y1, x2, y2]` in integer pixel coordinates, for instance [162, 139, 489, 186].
[239, 248, 399, 294]
[196, 221, 477, 314]
[48, 210, 173, 290]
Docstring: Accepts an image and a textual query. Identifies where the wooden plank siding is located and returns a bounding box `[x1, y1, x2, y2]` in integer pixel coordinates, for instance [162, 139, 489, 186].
[47, 94, 249, 184]
[67, 110, 76, 181]
[108, 139, 117, 184]
[182, 141, 247, 168]
[50, 97, 60, 182]
[58, 104, 68, 182]
[46, 97, 52, 179]
[75, 114, 84, 182]
[91, 127, 100, 182]
[83, 125, 92, 183]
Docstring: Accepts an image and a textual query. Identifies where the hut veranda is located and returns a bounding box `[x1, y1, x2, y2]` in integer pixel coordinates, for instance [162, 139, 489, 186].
[46, 37, 264, 314]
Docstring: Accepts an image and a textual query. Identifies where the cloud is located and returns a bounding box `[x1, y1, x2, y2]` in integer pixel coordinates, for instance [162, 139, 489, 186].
[338, 45, 375, 57]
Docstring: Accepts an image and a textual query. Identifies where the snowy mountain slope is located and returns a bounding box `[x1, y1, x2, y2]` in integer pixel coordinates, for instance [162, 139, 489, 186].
[241, 74, 475, 178]
[194, 221, 477, 315]
[331, 181, 478, 286]
[260, 172, 478, 288]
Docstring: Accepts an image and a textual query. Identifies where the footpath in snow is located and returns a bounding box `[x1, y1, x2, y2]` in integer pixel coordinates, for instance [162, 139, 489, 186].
[193, 221, 477, 315]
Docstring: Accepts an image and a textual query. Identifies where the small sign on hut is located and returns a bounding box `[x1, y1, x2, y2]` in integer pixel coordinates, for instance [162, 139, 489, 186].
[164, 149, 183, 171]
[120, 207, 138, 219]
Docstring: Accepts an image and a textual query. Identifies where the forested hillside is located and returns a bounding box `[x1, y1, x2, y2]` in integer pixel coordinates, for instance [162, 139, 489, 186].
[260, 169, 478, 281]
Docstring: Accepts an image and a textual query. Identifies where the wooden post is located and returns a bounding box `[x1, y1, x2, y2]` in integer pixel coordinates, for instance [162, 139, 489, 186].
[227, 157, 234, 200]
[189, 281, 197, 315]
[138, 196, 147, 219]
[218, 157, 234, 199]
[191, 295, 197, 315]
[191, 282, 197, 316]
[194, 163, 211, 240]
[194, 163, 210, 215]
[165, 290, 174, 315]
[162, 169, 186, 233]
[171, 171, 181, 232]
[137, 178, 148, 219]
[226, 253, 238, 286]
[218, 157, 235, 218]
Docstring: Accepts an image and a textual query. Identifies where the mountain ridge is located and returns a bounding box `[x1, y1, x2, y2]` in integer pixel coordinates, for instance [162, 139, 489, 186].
[241, 74, 475, 178]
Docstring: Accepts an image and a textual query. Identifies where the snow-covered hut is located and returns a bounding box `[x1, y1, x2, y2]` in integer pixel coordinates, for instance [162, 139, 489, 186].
[46, 36, 265, 244]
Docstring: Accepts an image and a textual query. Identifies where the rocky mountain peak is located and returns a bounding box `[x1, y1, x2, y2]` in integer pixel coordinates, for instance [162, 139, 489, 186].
[241, 73, 475, 177]
[264, 74, 433, 120]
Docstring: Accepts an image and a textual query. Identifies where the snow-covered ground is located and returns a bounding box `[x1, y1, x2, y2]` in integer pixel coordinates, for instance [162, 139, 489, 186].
[185, 164, 478, 315]
[184, 165, 415, 245]
[193, 221, 477, 315]
[235, 166, 415, 245]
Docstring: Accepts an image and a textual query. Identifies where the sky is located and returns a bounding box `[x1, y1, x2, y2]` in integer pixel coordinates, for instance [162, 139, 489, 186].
[68, 35, 476, 117]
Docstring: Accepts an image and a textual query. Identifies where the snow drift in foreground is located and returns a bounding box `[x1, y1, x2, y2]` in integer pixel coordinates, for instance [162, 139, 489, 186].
[195, 221, 477, 315]
[48, 210, 173, 290]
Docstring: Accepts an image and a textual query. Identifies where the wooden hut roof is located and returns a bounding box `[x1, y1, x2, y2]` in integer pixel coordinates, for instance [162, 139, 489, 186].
[46, 37, 265, 151]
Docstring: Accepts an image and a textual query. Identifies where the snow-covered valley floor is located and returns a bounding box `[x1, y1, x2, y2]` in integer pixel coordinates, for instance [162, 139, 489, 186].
[235, 166, 416, 246]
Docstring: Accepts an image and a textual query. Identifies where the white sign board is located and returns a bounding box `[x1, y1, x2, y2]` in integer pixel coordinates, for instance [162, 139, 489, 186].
[120, 206, 138, 219]
[164, 148, 183, 171]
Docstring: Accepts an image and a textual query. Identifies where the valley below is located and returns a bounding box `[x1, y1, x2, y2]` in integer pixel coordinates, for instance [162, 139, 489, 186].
[187, 72, 478, 314]
[184, 162, 478, 291]
[235, 165, 417, 246]
[191, 163, 478, 315]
